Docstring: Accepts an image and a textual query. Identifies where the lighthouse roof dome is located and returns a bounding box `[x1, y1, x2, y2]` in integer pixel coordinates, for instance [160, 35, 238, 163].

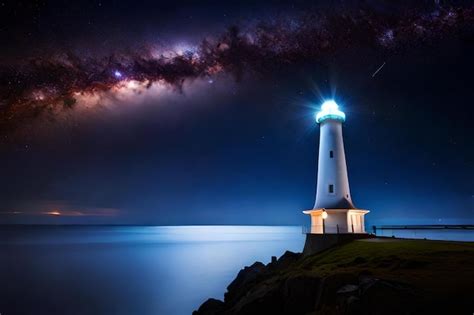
[315, 100, 346, 123]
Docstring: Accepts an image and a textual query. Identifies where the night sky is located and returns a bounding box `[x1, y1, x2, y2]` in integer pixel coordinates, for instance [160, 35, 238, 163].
[0, 0, 472, 225]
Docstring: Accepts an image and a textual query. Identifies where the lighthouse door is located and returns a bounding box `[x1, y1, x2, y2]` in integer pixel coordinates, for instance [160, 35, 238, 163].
[350, 213, 363, 233]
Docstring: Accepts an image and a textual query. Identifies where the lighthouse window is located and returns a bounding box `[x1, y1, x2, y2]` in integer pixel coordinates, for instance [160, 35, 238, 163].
[328, 184, 334, 193]
[329, 150, 334, 158]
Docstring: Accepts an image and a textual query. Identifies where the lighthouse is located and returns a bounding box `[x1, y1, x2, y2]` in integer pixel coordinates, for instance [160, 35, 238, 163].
[303, 100, 369, 234]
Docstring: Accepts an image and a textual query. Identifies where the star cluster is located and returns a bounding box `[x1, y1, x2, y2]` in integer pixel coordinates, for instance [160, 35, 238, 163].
[0, 4, 473, 134]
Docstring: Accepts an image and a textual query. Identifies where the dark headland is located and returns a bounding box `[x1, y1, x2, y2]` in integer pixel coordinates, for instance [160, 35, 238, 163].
[194, 238, 474, 315]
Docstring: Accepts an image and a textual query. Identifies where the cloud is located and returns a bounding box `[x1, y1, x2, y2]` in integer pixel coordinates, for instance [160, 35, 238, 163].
[0, 200, 120, 217]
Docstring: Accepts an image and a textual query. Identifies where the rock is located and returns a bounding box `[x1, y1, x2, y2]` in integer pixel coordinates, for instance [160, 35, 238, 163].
[193, 298, 225, 315]
[356, 278, 420, 315]
[346, 295, 362, 315]
[336, 284, 360, 315]
[229, 278, 284, 315]
[358, 275, 378, 289]
[225, 262, 267, 304]
[267, 251, 301, 272]
[333, 276, 421, 315]
[315, 272, 358, 311]
[223, 252, 301, 306]
[278, 250, 301, 264]
[226, 273, 320, 315]
[282, 274, 321, 314]
[337, 284, 359, 295]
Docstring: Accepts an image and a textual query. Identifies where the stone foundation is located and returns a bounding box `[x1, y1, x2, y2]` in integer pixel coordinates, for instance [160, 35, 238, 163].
[303, 233, 372, 256]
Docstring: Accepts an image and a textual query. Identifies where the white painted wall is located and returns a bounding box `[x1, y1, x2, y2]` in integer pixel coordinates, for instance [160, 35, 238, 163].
[324, 211, 348, 233]
[347, 213, 366, 233]
[314, 120, 355, 209]
[310, 215, 323, 234]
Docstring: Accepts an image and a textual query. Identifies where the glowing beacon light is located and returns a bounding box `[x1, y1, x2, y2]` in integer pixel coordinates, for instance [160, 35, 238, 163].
[114, 70, 123, 79]
[315, 100, 346, 123]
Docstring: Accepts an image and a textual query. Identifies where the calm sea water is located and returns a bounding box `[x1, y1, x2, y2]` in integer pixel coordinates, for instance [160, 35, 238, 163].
[1, 225, 472, 315]
[0, 226, 304, 315]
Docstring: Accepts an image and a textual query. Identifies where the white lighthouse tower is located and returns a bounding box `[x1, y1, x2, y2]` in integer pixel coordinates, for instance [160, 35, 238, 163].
[303, 100, 369, 234]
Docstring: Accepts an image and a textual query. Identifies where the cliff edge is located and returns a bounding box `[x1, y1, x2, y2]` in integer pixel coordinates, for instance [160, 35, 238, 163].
[194, 238, 474, 315]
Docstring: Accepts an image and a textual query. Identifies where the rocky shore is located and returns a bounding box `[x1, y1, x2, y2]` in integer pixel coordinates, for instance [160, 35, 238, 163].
[194, 238, 474, 315]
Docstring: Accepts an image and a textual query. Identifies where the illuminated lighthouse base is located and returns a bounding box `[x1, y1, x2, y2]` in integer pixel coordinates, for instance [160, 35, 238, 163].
[303, 209, 369, 234]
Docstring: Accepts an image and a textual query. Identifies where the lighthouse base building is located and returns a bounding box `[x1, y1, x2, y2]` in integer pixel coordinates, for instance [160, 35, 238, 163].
[302, 100, 370, 254]
[303, 209, 369, 234]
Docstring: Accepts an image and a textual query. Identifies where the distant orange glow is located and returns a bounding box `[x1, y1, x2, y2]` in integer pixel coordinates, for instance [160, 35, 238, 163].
[1, 207, 120, 217]
[46, 210, 61, 216]
[41, 208, 119, 217]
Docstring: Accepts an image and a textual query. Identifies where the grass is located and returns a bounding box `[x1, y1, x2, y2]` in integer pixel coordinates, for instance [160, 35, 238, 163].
[286, 239, 474, 301]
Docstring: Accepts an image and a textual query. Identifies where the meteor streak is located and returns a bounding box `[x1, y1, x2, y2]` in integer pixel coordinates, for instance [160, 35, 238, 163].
[372, 62, 386, 78]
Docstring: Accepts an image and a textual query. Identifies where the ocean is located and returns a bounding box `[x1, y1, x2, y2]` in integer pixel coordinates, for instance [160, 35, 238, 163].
[0, 225, 472, 315]
[0, 226, 304, 315]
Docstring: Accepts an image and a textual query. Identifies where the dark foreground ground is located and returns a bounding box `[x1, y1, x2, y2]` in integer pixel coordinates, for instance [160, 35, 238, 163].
[194, 238, 474, 315]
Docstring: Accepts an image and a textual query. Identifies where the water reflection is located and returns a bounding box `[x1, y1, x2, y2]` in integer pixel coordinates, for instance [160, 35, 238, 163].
[0, 226, 304, 315]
